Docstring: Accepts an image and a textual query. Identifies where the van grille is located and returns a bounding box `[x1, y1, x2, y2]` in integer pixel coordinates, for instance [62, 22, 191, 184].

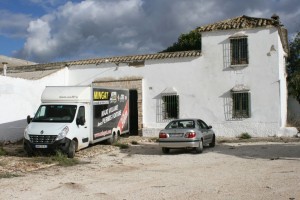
[29, 135, 57, 144]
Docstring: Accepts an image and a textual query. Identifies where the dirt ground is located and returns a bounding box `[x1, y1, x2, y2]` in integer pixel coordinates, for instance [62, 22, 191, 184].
[0, 136, 300, 200]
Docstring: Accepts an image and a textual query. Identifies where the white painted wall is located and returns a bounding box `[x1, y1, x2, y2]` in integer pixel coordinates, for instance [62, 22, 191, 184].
[1, 26, 295, 141]
[0, 68, 68, 141]
[67, 27, 295, 137]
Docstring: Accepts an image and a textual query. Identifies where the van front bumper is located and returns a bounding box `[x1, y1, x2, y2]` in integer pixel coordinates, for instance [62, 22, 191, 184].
[23, 137, 71, 154]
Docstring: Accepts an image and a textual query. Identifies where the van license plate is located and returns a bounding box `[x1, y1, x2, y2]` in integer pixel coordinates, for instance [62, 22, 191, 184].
[35, 145, 48, 149]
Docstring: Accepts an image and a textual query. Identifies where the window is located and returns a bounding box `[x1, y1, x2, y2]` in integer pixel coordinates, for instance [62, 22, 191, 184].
[32, 105, 77, 123]
[76, 106, 86, 124]
[197, 120, 209, 129]
[230, 36, 248, 65]
[161, 95, 179, 120]
[232, 92, 251, 118]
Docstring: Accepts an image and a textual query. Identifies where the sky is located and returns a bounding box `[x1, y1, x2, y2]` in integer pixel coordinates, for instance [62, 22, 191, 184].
[0, 0, 299, 63]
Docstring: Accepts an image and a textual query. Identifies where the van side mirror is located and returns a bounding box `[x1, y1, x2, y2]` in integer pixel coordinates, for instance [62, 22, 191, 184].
[27, 115, 32, 124]
[76, 116, 85, 126]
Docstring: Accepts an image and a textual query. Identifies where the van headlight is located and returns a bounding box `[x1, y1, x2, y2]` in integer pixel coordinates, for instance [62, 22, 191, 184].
[56, 126, 69, 141]
[24, 128, 30, 140]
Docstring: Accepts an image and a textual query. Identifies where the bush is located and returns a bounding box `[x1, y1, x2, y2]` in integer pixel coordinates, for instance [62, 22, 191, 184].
[131, 141, 139, 145]
[114, 142, 129, 149]
[0, 147, 7, 156]
[238, 133, 252, 139]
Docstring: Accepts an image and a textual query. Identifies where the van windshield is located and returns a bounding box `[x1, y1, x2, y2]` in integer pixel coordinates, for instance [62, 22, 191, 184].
[32, 105, 77, 123]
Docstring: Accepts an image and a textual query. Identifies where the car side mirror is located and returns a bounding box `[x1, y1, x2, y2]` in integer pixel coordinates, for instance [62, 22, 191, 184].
[76, 116, 85, 126]
[208, 125, 212, 129]
[27, 115, 32, 124]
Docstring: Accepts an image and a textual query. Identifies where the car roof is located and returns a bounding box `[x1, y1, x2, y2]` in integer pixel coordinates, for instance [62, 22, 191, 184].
[170, 118, 200, 122]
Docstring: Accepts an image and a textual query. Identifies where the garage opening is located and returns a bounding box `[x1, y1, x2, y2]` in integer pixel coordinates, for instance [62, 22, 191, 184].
[129, 89, 138, 135]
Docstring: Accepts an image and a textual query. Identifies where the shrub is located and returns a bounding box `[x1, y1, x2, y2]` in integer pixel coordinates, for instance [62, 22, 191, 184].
[114, 142, 129, 149]
[238, 132, 252, 139]
[0, 147, 7, 156]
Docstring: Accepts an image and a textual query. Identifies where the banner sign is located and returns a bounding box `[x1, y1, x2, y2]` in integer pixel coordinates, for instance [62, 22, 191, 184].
[92, 88, 129, 140]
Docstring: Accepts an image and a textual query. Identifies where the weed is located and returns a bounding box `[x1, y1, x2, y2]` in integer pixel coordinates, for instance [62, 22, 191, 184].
[131, 141, 139, 145]
[0, 173, 20, 179]
[0, 147, 7, 156]
[34, 151, 80, 167]
[114, 142, 129, 149]
[238, 132, 252, 139]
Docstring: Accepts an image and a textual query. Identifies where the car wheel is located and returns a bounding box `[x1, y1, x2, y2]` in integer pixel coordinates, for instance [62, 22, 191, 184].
[24, 144, 34, 157]
[107, 133, 118, 145]
[67, 140, 76, 158]
[195, 139, 203, 154]
[209, 135, 216, 147]
[162, 147, 170, 154]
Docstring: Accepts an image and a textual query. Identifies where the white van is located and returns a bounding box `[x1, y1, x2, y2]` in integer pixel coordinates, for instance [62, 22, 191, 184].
[23, 86, 130, 158]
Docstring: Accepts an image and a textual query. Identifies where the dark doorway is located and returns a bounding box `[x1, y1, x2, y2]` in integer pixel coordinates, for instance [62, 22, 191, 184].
[129, 89, 138, 135]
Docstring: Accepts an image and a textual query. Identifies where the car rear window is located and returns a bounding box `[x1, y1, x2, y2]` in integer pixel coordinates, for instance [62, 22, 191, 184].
[166, 120, 195, 129]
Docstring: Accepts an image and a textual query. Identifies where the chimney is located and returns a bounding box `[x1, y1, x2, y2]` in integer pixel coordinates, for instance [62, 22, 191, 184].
[271, 14, 282, 26]
[2, 62, 8, 76]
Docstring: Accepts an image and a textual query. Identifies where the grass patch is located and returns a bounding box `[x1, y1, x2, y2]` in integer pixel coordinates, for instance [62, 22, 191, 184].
[114, 142, 129, 149]
[0, 147, 7, 156]
[34, 151, 80, 167]
[0, 173, 21, 179]
[238, 133, 252, 139]
[131, 141, 139, 145]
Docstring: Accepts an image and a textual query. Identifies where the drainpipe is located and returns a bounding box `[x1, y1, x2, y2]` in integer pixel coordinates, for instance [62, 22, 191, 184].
[2, 62, 8, 76]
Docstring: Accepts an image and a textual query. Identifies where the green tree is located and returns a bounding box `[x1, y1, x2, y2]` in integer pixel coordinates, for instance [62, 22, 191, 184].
[161, 30, 201, 52]
[287, 32, 300, 103]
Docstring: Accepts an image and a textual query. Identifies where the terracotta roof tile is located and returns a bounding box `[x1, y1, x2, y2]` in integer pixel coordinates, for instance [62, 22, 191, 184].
[4, 50, 201, 74]
[197, 15, 279, 32]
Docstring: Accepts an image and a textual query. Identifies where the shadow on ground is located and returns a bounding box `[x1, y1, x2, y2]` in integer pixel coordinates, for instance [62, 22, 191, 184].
[120, 141, 300, 161]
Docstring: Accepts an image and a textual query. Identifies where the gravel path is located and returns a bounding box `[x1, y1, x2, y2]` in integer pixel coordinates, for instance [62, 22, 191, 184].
[0, 138, 300, 199]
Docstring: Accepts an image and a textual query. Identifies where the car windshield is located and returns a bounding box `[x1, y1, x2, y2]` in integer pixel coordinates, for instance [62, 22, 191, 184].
[32, 105, 77, 123]
[166, 120, 195, 129]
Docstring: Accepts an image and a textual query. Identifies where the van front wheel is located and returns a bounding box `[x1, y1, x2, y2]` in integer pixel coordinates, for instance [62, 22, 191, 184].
[67, 140, 76, 158]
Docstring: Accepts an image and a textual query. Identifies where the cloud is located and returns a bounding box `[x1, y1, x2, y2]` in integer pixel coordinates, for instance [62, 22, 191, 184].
[0, 10, 32, 38]
[14, 0, 300, 62]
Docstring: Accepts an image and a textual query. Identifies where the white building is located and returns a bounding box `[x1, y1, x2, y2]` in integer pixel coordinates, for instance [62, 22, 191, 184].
[0, 15, 297, 141]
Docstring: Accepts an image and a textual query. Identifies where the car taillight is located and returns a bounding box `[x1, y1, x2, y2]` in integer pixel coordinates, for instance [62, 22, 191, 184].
[159, 132, 168, 138]
[185, 132, 196, 138]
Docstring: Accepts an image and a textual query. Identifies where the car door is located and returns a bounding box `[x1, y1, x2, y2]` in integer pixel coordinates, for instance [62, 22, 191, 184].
[74, 104, 90, 149]
[198, 120, 212, 144]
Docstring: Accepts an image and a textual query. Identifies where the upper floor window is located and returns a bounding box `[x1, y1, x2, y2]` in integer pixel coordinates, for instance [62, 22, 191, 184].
[230, 35, 248, 66]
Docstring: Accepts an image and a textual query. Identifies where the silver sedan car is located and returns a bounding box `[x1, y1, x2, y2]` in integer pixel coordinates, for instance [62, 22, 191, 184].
[158, 119, 216, 154]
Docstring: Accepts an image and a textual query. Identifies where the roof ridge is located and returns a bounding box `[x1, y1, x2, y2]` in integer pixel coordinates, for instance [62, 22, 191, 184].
[196, 15, 278, 32]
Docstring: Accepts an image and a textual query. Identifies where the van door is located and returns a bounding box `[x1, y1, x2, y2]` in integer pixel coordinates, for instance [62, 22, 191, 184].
[74, 104, 90, 149]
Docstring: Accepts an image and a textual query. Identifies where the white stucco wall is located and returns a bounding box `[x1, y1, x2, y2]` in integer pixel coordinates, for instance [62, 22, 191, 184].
[0, 68, 68, 141]
[1, 26, 294, 141]
[66, 27, 294, 137]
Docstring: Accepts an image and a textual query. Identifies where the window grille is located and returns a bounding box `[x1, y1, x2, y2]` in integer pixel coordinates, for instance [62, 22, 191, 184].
[232, 92, 250, 118]
[230, 37, 248, 65]
[157, 95, 179, 122]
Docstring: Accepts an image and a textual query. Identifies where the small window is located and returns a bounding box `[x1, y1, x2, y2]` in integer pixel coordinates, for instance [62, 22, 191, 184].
[232, 92, 251, 118]
[162, 95, 179, 120]
[77, 106, 85, 122]
[230, 37, 248, 65]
